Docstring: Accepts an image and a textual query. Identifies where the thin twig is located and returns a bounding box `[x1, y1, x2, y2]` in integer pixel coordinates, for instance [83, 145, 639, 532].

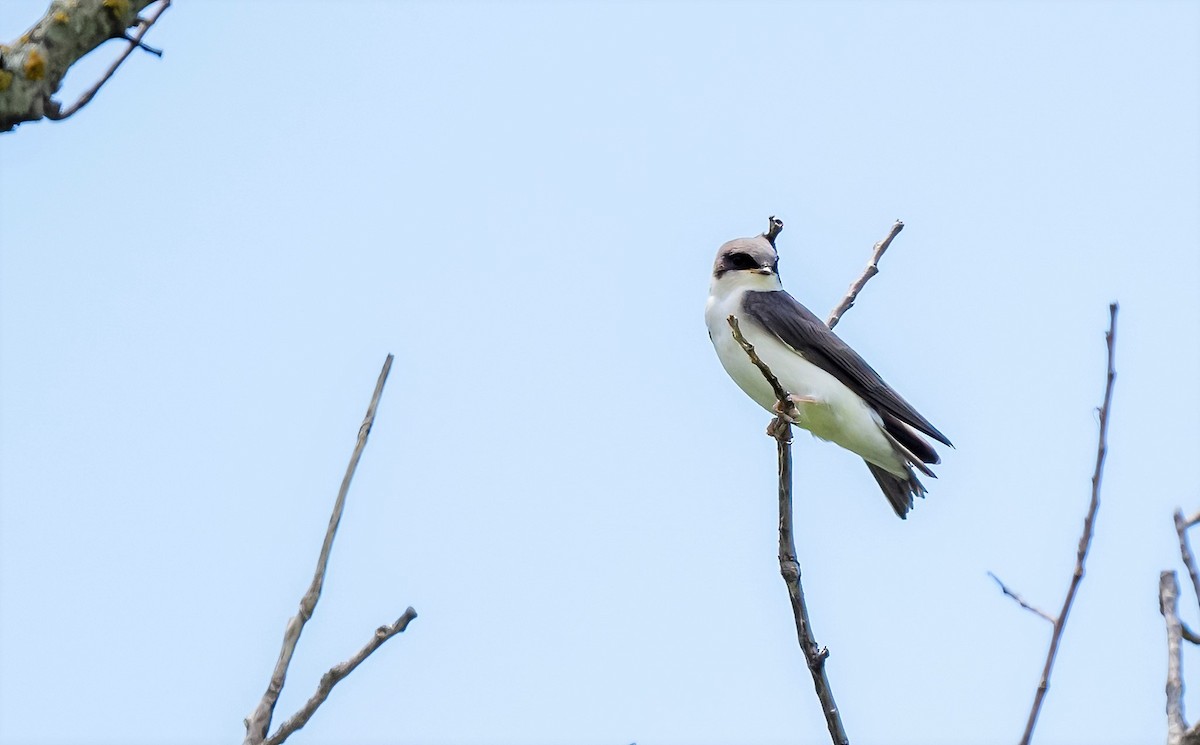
[1174, 509, 1200, 614]
[45, 0, 171, 121]
[243, 354, 399, 745]
[825, 220, 904, 329]
[1019, 303, 1118, 745]
[726, 316, 796, 422]
[987, 572, 1056, 624]
[727, 316, 848, 745]
[264, 608, 419, 745]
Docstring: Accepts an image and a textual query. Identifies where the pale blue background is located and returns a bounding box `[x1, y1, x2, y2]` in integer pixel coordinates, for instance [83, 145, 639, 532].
[2, 2, 1198, 744]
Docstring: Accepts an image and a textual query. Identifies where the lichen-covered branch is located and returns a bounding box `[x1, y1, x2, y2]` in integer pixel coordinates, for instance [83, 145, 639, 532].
[0, 0, 168, 132]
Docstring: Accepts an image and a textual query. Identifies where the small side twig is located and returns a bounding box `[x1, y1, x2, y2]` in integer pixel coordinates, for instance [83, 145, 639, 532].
[987, 572, 1055, 625]
[44, 0, 171, 121]
[264, 608, 419, 745]
[243, 354, 408, 745]
[726, 317, 795, 421]
[727, 315, 848, 745]
[1019, 302, 1118, 745]
[1174, 509, 1200, 614]
[825, 220, 904, 329]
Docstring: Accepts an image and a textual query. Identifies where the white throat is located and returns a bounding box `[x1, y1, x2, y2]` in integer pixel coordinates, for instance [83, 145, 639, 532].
[708, 269, 784, 303]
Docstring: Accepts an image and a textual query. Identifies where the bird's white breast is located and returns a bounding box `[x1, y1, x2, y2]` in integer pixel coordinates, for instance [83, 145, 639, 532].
[704, 277, 906, 476]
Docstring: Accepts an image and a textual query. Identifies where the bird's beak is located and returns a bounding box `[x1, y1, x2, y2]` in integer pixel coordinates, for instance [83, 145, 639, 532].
[753, 267, 774, 275]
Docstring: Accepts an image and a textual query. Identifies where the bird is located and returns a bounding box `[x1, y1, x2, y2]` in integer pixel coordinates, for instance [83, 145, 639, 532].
[704, 219, 951, 518]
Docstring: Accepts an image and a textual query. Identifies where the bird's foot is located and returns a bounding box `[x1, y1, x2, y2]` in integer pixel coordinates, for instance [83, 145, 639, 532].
[766, 417, 790, 439]
[773, 394, 819, 420]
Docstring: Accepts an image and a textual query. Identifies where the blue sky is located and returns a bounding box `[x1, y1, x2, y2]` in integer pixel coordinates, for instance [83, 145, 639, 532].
[1, 2, 1198, 744]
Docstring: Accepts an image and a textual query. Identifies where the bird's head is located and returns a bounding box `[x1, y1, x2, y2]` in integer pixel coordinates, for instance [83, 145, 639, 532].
[710, 232, 782, 296]
[712, 215, 785, 286]
[712, 236, 779, 278]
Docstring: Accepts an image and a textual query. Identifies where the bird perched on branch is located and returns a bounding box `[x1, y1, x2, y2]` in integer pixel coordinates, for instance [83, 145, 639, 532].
[704, 218, 951, 518]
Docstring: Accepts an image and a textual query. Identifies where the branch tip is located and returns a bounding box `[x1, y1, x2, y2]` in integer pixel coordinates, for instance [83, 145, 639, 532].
[763, 215, 784, 246]
[121, 32, 163, 56]
[826, 219, 905, 329]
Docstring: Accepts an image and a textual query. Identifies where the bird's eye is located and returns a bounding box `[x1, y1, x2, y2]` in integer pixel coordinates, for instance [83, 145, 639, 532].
[727, 252, 759, 271]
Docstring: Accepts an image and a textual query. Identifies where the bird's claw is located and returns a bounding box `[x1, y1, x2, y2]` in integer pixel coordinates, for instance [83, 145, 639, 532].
[771, 398, 798, 423]
[773, 394, 817, 421]
[766, 416, 791, 439]
[767, 394, 820, 438]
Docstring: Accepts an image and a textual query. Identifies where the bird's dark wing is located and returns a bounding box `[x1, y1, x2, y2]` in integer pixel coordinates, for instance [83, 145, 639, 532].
[741, 290, 952, 447]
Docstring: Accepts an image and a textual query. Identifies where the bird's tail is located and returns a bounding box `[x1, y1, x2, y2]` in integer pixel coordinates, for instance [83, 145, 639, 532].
[866, 461, 928, 519]
[880, 411, 941, 467]
[868, 411, 945, 518]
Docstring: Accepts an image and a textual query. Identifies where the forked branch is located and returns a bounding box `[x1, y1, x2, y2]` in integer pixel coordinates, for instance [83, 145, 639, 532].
[719, 218, 910, 745]
[264, 608, 418, 745]
[243, 354, 415, 745]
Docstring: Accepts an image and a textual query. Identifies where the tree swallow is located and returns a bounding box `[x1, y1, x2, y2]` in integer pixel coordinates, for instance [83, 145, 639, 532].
[704, 223, 951, 518]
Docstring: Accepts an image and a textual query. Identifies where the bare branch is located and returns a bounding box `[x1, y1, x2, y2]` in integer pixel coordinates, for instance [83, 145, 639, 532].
[1164, 508, 1200, 745]
[243, 355, 401, 745]
[264, 608, 419, 745]
[1160, 571, 1200, 745]
[45, 0, 170, 121]
[825, 220, 904, 329]
[1020, 303, 1118, 745]
[987, 572, 1056, 624]
[0, 0, 169, 132]
[727, 317, 849, 745]
[720, 218, 927, 744]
